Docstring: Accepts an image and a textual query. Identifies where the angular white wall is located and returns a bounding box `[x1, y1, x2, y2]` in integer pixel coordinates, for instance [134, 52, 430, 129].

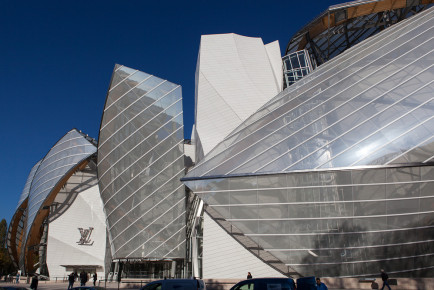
[194, 33, 283, 159]
[46, 185, 106, 279]
[202, 212, 285, 279]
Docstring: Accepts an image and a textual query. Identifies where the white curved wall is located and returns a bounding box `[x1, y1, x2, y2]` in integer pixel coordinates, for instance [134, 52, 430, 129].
[195, 33, 282, 159]
[46, 184, 106, 278]
[203, 212, 285, 279]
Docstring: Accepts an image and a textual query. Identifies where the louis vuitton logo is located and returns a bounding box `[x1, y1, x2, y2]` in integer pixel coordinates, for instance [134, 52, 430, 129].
[77, 227, 94, 245]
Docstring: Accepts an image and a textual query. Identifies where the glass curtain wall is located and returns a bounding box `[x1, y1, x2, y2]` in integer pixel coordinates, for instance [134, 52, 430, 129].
[98, 65, 186, 263]
[184, 165, 434, 277]
[186, 7, 434, 179]
[283, 50, 315, 88]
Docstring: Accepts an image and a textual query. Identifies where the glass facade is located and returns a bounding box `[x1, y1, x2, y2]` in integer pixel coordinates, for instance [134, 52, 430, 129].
[283, 50, 315, 88]
[8, 161, 41, 269]
[26, 129, 97, 242]
[186, 7, 434, 179]
[98, 65, 186, 260]
[7, 129, 98, 274]
[285, 1, 432, 66]
[183, 7, 434, 278]
[184, 165, 434, 277]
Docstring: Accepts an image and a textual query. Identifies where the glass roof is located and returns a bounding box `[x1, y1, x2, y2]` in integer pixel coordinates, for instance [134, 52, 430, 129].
[16, 160, 41, 210]
[25, 129, 97, 242]
[185, 6, 434, 179]
[285, 0, 433, 66]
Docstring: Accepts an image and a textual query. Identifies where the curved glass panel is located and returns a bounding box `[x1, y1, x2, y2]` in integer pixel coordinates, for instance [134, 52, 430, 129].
[16, 161, 41, 210]
[98, 65, 186, 259]
[25, 129, 97, 242]
[184, 165, 434, 277]
[186, 8, 434, 178]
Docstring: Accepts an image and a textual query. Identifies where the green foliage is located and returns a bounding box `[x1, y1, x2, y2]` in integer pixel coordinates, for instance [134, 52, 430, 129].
[0, 219, 15, 275]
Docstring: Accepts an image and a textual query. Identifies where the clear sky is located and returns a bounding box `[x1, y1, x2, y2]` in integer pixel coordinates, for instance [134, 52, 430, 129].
[0, 0, 341, 224]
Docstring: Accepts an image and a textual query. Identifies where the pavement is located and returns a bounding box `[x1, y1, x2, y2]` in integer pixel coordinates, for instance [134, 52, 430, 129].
[0, 281, 362, 290]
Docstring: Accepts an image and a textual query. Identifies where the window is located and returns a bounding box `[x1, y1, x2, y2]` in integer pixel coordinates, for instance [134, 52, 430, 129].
[234, 282, 254, 290]
[142, 283, 162, 290]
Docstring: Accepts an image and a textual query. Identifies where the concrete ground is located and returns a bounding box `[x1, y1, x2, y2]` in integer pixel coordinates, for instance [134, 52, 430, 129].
[1, 277, 433, 290]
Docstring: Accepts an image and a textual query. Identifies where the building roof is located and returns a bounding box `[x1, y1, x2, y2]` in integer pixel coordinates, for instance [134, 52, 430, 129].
[184, 6, 434, 180]
[285, 0, 434, 65]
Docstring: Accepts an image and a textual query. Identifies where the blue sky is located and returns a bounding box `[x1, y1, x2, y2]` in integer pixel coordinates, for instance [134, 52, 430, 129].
[0, 0, 340, 224]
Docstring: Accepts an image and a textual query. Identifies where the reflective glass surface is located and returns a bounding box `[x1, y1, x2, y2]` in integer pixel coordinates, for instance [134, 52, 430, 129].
[184, 165, 434, 277]
[283, 50, 314, 88]
[98, 65, 186, 259]
[186, 8, 434, 179]
[25, 129, 97, 242]
[16, 160, 41, 209]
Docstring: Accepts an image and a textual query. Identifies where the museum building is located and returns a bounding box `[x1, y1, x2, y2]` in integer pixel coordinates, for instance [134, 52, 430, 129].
[8, 0, 434, 280]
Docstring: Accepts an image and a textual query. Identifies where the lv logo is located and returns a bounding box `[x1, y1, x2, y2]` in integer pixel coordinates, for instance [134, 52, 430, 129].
[77, 227, 94, 245]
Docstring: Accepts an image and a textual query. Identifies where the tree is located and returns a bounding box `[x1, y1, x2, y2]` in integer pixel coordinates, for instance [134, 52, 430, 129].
[0, 219, 15, 275]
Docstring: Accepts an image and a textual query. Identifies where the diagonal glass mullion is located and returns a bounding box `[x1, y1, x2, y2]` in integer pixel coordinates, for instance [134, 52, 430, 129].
[192, 20, 434, 177]
[282, 77, 434, 172]
[98, 102, 182, 179]
[316, 96, 434, 169]
[124, 210, 186, 258]
[115, 197, 185, 256]
[101, 140, 184, 210]
[103, 134, 184, 213]
[31, 151, 93, 186]
[34, 144, 94, 175]
[108, 69, 138, 93]
[110, 181, 184, 241]
[29, 161, 88, 198]
[101, 123, 183, 194]
[99, 108, 183, 186]
[103, 139, 184, 207]
[228, 46, 434, 175]
[208, 10, 434, 159]
[106, 168, 184, 229]
[386, 135, 434, 164]
[163, 237, 187, 258]
[98, 89, 181, 164]
[145, 225, 186, 258]
[350, 115, 434, 166]
[101, 77, 166, 132]
[114, 65, 123, 72]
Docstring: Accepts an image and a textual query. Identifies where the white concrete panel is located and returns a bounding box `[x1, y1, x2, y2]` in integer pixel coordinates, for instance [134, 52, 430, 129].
[195, 33, 282, 158]
[46, 185, 106, 279]
[202, 212, 285, 279]
[265, 41, 283, 91]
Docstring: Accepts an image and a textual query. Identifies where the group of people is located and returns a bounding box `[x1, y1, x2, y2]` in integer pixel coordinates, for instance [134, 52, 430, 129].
[245, 269, 392, 290]
[67, 271, 98, 289]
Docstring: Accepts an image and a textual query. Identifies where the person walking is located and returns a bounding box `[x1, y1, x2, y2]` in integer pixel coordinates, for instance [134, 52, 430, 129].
[80, 271, 87, 286]
[93, 273, 97, 286]
[380, 269, 392, 290]
[247, 272, 252, 279]
[16, 270, 20, 284]
[30, 274, 38, 290]
[316, 278, 328, 290]
[68, 272, 75, 289]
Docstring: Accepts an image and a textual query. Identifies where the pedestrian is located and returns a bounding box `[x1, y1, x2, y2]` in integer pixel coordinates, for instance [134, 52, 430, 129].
[93, 273, 97, 286]
[80, 270, 87, 286]
[16, 270, 20, 284]
[380, 269, 391, 290]
[68, 272, 75, 289]
[316, 278, 328, 290]
[30, 274, 38, 290]
[247, 272, 252, 279]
